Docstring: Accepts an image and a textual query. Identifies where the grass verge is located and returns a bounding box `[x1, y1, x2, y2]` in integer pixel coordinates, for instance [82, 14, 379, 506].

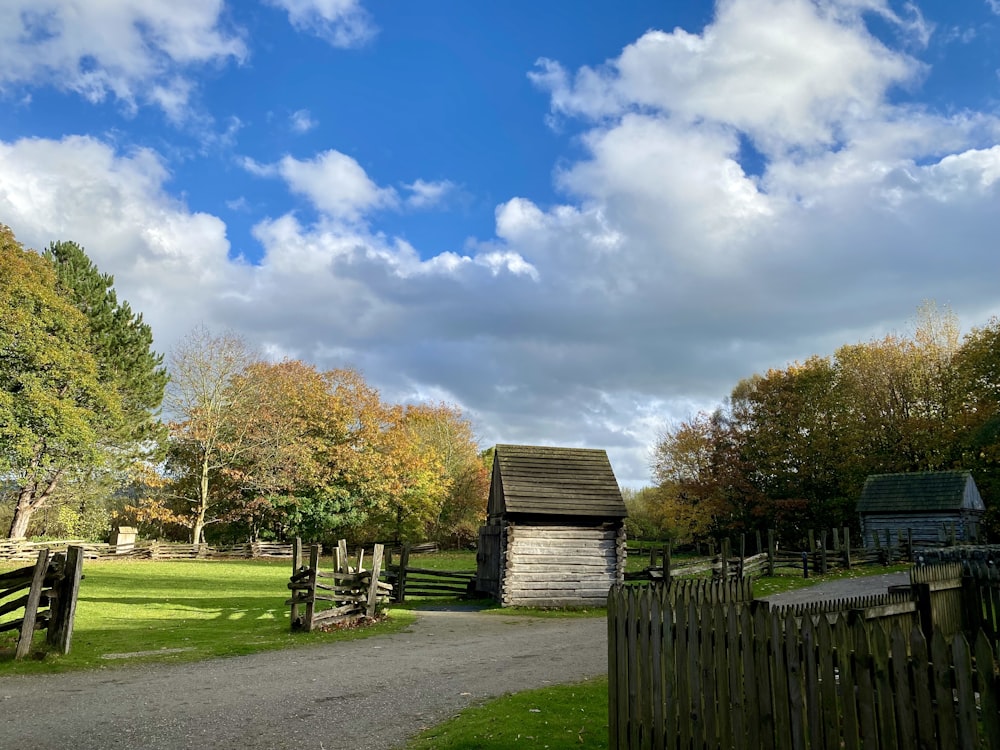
[0, 558, 415, 675]
[407, 677, 609, 750]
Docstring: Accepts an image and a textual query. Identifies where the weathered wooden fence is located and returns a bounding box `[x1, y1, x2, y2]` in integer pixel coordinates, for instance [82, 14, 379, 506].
[0, 539, 297, 563]
[287, 539, 392, 631]
[0, 546, 83, 659]
[608, 581, 1000, 749]
[384, 544, 476, 603]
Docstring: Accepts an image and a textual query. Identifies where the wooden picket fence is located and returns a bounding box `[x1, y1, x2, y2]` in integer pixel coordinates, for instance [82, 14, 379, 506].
[0, 547, 83, 659]
[608, 571, 1000, 749]
[286, 539, 392, 631]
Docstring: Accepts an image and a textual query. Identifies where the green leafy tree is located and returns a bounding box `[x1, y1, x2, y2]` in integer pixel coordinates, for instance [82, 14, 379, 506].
[0, 226, 118, 538]
[44, 241, 168, 451]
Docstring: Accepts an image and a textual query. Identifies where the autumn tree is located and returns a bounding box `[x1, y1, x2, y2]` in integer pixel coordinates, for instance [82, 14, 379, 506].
[0, 226, 119, 538]
[164, 327, 259, 543]
[401, 403, 488, 546]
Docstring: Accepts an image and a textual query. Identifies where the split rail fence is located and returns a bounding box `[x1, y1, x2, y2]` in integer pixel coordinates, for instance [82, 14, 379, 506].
[0, 539, 296, 563]
[608, 563, 1000, 749]
[628, 526, 995, 584]
[287, 539, 392, 631]
[0, 546, 83, 659]
[383, 544, 476, 603]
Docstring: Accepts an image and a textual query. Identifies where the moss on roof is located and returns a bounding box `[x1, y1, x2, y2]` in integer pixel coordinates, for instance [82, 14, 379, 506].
[858, 470, 977, 513]
[493, 444, 627, 518]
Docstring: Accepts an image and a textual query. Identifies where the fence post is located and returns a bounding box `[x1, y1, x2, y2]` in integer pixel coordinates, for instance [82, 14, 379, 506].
[819, 531, 828, 575]
[801, 551, 809, 579]
[832, 527, 840, 553]
[739, 534, 746, 579]
[304, 544, 320, 632]
[47, 545, 83, 654]
[396, 543, 410, 603]
[843, 528, 851, 569]
[913, 582, 933, 642]
[906, 529, 913, 562]
[767, 529, 776, 577]
[721, 538, 730, 580]
[884, 529, 893, 563]
[366, 544, 384, 618]
[290, 538, 303, 626]
[15, 549, 50, 660]
[664, 541, 672, 580]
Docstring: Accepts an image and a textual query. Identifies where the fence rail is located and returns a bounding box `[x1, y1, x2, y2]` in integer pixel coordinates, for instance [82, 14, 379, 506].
[286, 539, 391, 631]
[383, 544, 475, 602]
[0, 547, 83, 659]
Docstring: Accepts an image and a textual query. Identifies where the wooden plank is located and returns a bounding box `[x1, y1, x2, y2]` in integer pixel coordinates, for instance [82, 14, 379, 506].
[908, 626, 937, 750]
[930, 629, 957, 747]
[872, 621, 898, 748]
[15, 549, 49, 660]
[952, 634, 979, 750]
[784, 611, 806, 750]
[47, 545, 83, 654]
[888, 624, 915, 750]
[650, 592, 665, 750]
[853, 621, 879, 749]
[834, 614, 859, 750]
[975, 631, 1000, 746]
[816, 617, 840, 750]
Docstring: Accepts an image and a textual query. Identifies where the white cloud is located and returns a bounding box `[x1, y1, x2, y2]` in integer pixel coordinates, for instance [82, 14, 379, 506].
[531, 0, 922, 155]
[290, 109, 318, 133]
[0, 135, 244, 348]
[278, 150, 398, 221]
[404, 179, 455, 209]
[4, 1, 1000, 486]
[266, 0, 375, 47]
[0, 1, 245, 117]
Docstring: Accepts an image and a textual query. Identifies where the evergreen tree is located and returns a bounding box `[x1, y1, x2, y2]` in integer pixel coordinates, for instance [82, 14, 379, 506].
[44, 241, 168, 451]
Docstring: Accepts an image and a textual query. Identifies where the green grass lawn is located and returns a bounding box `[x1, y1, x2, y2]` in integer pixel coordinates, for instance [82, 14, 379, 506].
[0, 558, 415, 675]
[407, 677, 609, 750]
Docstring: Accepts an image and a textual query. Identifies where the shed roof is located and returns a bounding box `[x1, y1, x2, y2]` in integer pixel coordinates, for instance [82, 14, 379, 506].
[858, 470, 984, 513]
[493, 444, 627, 518]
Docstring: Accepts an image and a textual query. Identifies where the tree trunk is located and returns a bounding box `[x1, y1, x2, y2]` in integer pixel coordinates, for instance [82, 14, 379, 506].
[7, 471, 62, 540]
[191, 454, 210, 544]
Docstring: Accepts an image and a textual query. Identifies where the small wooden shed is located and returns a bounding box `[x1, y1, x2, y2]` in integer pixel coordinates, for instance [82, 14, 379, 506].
[475, 444, 627, 607]
[858, 470, 986, 547]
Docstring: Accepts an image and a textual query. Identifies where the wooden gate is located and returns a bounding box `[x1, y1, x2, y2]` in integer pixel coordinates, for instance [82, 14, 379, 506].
[475, 524, 503, 599]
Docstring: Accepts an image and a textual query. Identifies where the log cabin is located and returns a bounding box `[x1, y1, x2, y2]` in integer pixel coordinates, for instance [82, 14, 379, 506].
[475, 444, 627, 607]
[857, 470, 986, 547]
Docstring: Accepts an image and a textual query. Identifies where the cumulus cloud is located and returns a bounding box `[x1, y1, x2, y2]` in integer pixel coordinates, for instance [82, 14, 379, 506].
[290, 109, 318, 133]
[404, 179, 455, 209]
[4, 1, 1000, 485]
[266, 0, 375, 47]
[0, 1, 245, 117]
[277, 150, 398, 220]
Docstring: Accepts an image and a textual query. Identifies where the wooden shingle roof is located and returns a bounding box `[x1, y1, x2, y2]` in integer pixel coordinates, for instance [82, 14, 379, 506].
[858, 470, 984, 513]
[493, 444, 626, 518]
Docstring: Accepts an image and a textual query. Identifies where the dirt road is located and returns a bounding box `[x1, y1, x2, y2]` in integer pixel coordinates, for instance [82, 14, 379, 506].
[0, 609, 607, 750]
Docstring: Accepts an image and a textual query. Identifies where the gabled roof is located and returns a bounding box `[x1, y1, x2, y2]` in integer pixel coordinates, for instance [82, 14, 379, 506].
[858, 470, 985, 513]
[492, 444, 626, 518]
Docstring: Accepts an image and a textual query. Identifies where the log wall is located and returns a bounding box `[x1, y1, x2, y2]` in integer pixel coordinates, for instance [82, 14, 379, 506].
[501, 522, 624, 607]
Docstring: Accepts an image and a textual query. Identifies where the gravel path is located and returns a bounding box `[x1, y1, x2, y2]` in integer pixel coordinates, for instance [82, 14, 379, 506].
[0, 609, 608, 750]
[1, 572, 912, 749]
[761, 570, 910, 606]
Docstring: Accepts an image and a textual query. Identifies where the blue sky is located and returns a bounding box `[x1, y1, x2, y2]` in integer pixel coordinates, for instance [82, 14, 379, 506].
[2, 0, 1000, 486]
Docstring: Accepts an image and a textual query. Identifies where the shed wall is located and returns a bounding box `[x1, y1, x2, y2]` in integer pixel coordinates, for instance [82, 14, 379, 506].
[501, 522, 624, 607]
[860, 511, 983, 547]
